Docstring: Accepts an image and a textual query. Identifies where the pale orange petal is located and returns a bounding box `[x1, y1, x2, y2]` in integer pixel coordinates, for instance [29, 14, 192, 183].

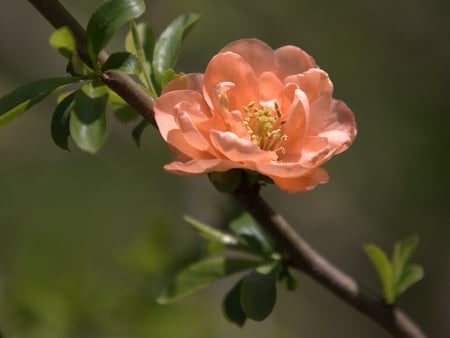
[219, 39, 276, 76]
[210, 130, 277, 163]
[285, 69, 333, 135]
[299, 136, 333, 168]
[259, 72, 284, 102]
[274, 45, 317, 78]
[203, 52, 259, 113]
[270, 167, 329, 194]
[255, 161, 314, 178]
[319, 99, 357, 154]
[164, 159, 240, 175]
[163, 73, 204, 93]
[280, 88, 310, 161]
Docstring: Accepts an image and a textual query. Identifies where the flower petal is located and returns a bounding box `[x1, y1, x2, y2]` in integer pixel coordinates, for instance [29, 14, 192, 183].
[299, 136, 332, 167]
[203, 52, 259, 113]
[319, 99, 357, 154]
[259, 71, 284, 102]
[164, 159, 239, 175]
[285, 69, 333, 136]
[220, 39, 277, 76]
[210, 130, 277, 163]
[274, 45, 317, 78]
[163, 73, 204, 94]
[271, 167, 329, 194]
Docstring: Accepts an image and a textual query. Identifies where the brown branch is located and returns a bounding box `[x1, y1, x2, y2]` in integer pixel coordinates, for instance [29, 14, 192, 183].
[26, 0, 427, 337]
[28, 0, 156, 127]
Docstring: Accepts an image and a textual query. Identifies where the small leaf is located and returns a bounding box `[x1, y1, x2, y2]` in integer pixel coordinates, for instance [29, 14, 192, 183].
[223, 278, 247, 327]
[157, 256, 261, 304]
[0, 77, 83, 126]
[102, 52, 141, 74]
[364, 244, 394, 304]
[153, 13, 200, 86]
[278, 265, 299, 291]
[49, 26, 77, 59]
[184, 216, 239, 247]
[51, 91, 76, 150]
[126, 21, 156, 93]
[132, 118, 149, 146]
[86, 0, 146, 65]
[160, 68, 183, 89]
[113, 105, 138, 123]
[240, 262, 280, 321]
[395, 264, 424, 297]
[392, 236, 418, 286]
[230, 213, 276, 255]
[70, 82, 109, 153]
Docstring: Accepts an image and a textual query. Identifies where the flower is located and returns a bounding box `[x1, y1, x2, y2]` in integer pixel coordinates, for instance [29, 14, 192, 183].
[154, 39, 357, 194]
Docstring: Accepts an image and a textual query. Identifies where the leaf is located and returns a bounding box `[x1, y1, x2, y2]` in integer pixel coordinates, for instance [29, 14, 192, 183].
[230, 213, 276, 255]
[102, 52, 141, 74]
[363, 244, 394, 304]
[86, 0, 146, 65]
[240, 262, 280, 321]
[69, 82, 109, 153]
[131, 118, 149, 146]
[0, 77, 83, 127]
[153, 13, 200, 86]
[113, 105, 138, 124]
[50, 27, 93, 76]
[223, 278, 247, 327]
[157, 256, 261, 304]
[49, 26, 77, 59]
[278, 265, 299, 291]
[392, 236, 418, 286]
[126, 21, 155, 92]
[51, 91, 76, 150]
[395, 264, 424, 297]
[184, 216, 239, 248]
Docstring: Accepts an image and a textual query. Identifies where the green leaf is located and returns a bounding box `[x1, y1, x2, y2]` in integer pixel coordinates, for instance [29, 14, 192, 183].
[184, 216, 239, 248]
[49, 26, 77, 59]
[131, 118, 149, 146]
[364, 244, 394, 304]
[153, 13, 200, 86]
[86, 0, 146, 65]
[126, 21, 156, 93]
[223, 279, 247, 327]
[278, 265, 299, 291]
[230, 213, 276, 255]
[51, 91, 76, 150]
[240, 262, 280, 321]
[392, 236, 418, 286]
[157, 256, 261, 304]
[160, 68, 184, 88]
[0, 77, 83, 126]
[69, 82, 109, 153]
[50, 27, 93, 76]
[113, 105, 138, 124]
[395, 264, 424, 297]
[102, 52, 141, 74]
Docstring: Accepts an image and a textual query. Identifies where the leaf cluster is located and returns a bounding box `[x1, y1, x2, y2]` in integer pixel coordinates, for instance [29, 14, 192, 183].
[0, 0, 199, 153]
[158, 213, 299, 327]
[364, 236, 424, 304]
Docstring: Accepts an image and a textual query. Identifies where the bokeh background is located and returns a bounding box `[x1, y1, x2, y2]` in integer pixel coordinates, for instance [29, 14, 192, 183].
[1, 0, 449, 337]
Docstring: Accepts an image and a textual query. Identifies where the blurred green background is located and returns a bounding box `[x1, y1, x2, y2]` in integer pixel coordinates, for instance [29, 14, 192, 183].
[1, 0, 449, 337]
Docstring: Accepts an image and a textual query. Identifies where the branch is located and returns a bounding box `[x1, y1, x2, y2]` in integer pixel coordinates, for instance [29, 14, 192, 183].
[28, 0, 156, 127]
[26, 1, 427, 337]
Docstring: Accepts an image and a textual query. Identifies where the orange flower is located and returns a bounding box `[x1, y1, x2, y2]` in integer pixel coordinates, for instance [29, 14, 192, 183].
[154, 39, 357, 193]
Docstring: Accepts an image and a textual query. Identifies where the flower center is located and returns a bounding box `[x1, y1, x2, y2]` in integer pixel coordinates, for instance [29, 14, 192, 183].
[243, 101, 288, 154]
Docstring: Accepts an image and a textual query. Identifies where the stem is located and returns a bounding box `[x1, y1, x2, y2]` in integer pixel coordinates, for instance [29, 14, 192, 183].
[233, 185, 426, 338]
[26, 1, 427, 337]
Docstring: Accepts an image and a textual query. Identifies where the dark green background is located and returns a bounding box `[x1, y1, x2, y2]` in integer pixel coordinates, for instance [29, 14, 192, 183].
[1, 0, 449, 337]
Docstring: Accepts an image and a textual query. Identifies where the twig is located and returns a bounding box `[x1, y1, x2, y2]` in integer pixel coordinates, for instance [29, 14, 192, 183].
[26, 0, 427, 337]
